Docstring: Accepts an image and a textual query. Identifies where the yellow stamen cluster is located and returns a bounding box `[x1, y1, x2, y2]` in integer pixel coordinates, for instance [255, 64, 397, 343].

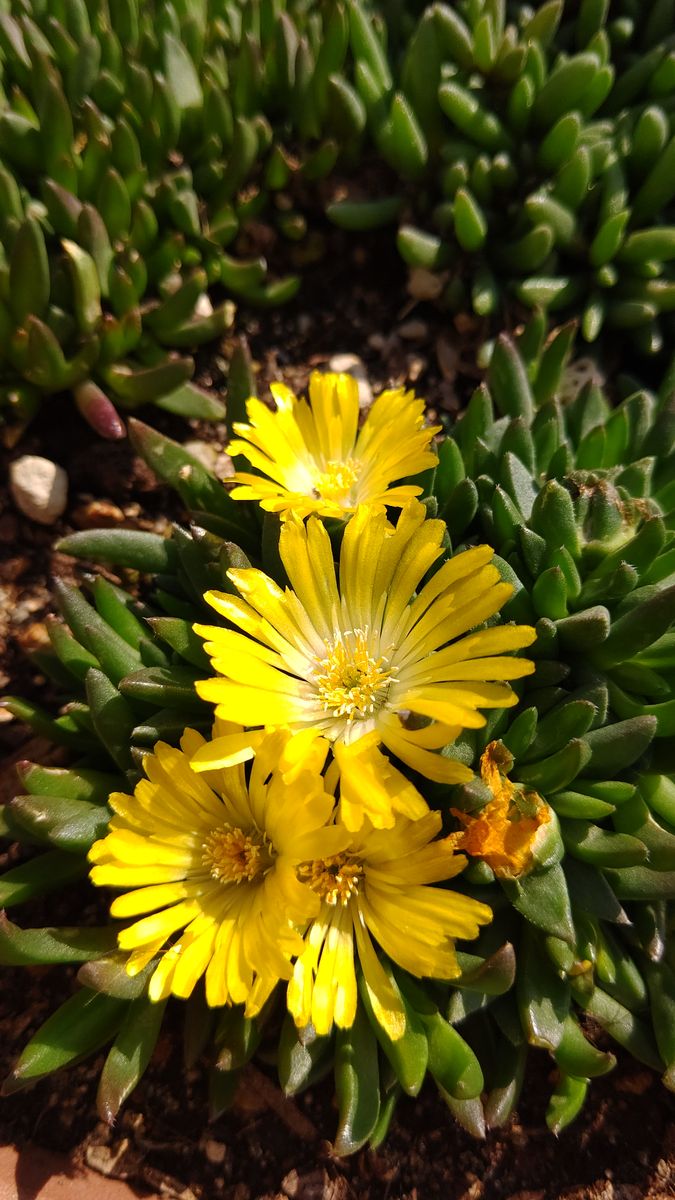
[314, 629, 394, 721]
[312, 459, 359, 504]
[203, 824, 271, 884]
[298, 853, 364, 906]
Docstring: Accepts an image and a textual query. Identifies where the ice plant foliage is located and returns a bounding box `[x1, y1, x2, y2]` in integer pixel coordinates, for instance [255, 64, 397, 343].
[7, 318, 675, 1148]
[193, 499, 536, 827]
[5, 0, 675, 436]
[229, 372, 441, 519]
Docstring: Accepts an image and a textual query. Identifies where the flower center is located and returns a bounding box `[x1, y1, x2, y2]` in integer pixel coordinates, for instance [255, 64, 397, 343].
[298, 853, 363, 906]
[311, 459, 359, 506]
[202, 824, 272, 884]
[314, 629, 394, 721]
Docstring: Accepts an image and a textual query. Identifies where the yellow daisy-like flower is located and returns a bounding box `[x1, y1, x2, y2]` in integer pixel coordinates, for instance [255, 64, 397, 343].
[449, 741, 551, 879]
[228, 371, 440, 519]
[89, 727, 341, 1010]
[193, 499, 536, 829]
[288, 810, 492, 1039]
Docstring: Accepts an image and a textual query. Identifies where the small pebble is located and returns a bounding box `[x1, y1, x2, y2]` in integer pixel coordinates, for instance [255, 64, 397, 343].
[281, 1169, 300, 1196]
[9, 455, 68, 525]
[85, 1139, 129, 1177]
[398, 319, 428, 341]
[16, 620, 50, 653]
[561, 356, 604, 402]
[204, 1139, 226, 1165]
[407, 267, 446, 301]
[407, 354, 427, 383]
[216, 453, 235, 479]
[13, 593, 49, 622]
[71, 498, 125, 529]
[194, 293, 214, 317]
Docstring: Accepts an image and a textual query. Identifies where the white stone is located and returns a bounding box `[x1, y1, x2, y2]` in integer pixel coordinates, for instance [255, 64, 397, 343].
[398, 319, 428, 341]
[194, 293, 214, 318]
[9, 455, 68, 525]
[407, 266, 446, 301]
[561, 355, 605, 403]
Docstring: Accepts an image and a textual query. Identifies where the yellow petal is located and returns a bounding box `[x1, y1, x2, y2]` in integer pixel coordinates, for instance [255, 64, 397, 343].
[190, 729, 265, 772]
[110, 881, 192, 918]
[118, 899, 201, 950]
[171, 924, 218, 999]
[353, 914, 406, 1040]
[379, 724, 473, 784]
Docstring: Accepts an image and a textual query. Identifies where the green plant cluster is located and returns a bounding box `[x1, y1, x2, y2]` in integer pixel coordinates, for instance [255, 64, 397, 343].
[0, 0, 335, 433]
[2, 330, 674, 1147]
[4, 0, 675, 435]
[433, 316, 675, 1132]
[330, 0, 675, 352]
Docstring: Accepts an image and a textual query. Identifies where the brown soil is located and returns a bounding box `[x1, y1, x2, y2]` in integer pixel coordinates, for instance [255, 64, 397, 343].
[1, 945, 674, 1200]
[1, 230, 674, 1198]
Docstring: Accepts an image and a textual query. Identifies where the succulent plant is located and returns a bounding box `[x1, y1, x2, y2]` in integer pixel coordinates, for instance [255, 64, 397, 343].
[326, 0, 675, 354]
[0, 0, 331, 435]
[2, 333, 674, 1145]
[423, 316, 675, 1131]
[0, 8, 230, 432]
[5, 0, 675, 437]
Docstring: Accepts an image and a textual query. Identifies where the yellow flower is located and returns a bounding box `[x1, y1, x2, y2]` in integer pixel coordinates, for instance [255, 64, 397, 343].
[449, 740, 550, 879]
[89, 727, 340, 1010]
[288, 810, 492, 1039]
[193, 500, 536, 828]
[228, 371, 440, 519]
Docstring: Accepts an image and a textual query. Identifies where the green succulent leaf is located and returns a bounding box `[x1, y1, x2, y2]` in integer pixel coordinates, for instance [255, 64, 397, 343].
[2, 989, 128, 1094]
[0, 914, 116, 967]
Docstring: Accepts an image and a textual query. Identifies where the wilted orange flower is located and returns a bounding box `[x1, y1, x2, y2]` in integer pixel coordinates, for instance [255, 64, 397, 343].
[449, 741, 550, 878]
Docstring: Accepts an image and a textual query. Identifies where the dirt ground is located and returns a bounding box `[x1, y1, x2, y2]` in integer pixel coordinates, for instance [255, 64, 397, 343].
[0, 943, 674, 1200]
[1, 231, 675, 1199]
